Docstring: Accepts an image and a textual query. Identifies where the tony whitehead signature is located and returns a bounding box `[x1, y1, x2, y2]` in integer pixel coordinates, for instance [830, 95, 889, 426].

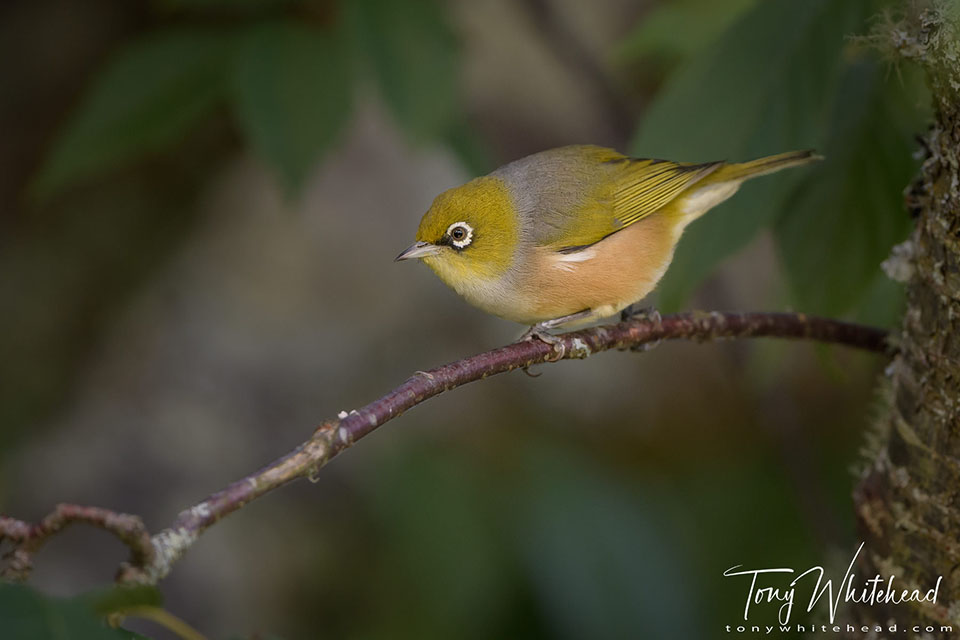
[723, 542, 942, 624]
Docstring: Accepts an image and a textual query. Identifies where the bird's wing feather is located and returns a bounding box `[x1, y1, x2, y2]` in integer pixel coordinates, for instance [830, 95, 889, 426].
[613, 159, 722, 227]
[542, 153, 722, 252]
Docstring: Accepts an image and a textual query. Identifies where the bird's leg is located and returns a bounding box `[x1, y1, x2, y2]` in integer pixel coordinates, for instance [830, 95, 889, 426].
[518, 309, 594, 345]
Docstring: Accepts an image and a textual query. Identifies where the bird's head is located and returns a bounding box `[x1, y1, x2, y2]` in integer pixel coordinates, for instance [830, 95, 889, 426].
[396, 176, 520, 290]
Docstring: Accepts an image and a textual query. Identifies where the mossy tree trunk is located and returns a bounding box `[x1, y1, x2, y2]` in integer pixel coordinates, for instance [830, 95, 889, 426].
[853, 5, 960, 638]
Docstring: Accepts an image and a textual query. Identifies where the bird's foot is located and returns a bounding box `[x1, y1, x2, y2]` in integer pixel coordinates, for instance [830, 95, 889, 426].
[518, 324, 568, 364]
[620, 304, 663, 352]
[518, 309, 593, 344]
[620, 303, 662, 326]
[518, 324, 561, 346]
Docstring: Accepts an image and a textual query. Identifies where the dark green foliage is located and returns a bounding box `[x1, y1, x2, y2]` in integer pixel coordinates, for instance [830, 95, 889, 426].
[231, 21, 352, 193]
[34, 0, 462, 198]
[616, 0, 757, 60]
[346, 0, 459, 140]
[33, 29, 233, 198]
[350, 443, 702, 639]
[510, 447, 700, 639]
[291, 431, 849, 639]
[0, 584, 151, 639]
[775, 61, 918, 319]
[630, 0, 921, 318]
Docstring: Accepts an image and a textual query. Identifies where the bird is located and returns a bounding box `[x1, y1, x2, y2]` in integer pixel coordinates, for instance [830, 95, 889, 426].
[396, 145, 819, 342]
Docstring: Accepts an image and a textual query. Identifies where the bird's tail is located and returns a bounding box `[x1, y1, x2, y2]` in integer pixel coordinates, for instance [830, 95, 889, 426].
[712, 149, 822, 182]
[666, 149, 821, 228]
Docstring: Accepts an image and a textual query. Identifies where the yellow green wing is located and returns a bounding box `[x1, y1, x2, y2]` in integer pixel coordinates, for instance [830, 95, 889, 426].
[494, 145, 721, 251]
[538, 147, 720, 251]
[515, 146, 817, 252]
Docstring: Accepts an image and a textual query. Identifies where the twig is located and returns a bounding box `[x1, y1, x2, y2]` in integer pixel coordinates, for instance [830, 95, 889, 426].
[0, 504, 153, 581]
[0, 311, 889, 585]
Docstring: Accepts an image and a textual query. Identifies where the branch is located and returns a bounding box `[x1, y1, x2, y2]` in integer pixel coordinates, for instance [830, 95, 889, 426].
[0, 311, 889, 585]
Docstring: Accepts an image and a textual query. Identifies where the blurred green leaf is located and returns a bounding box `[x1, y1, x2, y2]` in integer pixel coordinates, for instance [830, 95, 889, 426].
[632, 0, 876, 310]
[0, 583, 144, 639]
[347, 0, 458, 139]
[665, 456, 829, 633]
[364, 446, 516, 640]
[231, 21, 352, 194]
[513, 446, 702, 640]
[33, 29, 232, 198]
[856, 272, 906, 328]
[616, 0, 757, 61]
[775, 61, 917, 318]
[443, 119, 494, 175]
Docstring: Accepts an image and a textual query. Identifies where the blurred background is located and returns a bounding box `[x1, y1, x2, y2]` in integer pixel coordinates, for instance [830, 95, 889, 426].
[0, 0, 930, 637]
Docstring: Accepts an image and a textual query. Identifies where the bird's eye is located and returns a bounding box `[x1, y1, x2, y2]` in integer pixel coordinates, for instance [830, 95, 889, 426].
[445, 221, 474, 249]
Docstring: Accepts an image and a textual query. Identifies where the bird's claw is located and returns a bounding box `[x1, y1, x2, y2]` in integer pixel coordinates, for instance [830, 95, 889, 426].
[518, 325, 561, 345]
[517, 325, 567, 364]
[621, 304, 662, 326]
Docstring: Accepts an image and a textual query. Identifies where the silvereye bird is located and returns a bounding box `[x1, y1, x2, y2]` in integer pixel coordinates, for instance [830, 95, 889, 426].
[396, 145, 818, 340]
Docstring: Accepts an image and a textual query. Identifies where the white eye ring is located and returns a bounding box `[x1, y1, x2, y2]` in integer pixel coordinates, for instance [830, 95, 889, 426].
[446, 221, 474, 249]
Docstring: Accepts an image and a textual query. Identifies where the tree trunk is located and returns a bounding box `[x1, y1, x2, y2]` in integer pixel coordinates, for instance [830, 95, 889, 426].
[853, 5, 960, 638]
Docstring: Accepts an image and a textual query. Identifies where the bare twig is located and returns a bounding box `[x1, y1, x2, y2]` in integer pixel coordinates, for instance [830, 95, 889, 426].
[0, 504, 153, 581]
[0, 311, 889, 585]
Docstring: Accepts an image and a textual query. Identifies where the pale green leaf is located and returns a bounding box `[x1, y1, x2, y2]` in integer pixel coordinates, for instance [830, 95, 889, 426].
[230, 21, 352, 194]
[33, 29, 232, 198]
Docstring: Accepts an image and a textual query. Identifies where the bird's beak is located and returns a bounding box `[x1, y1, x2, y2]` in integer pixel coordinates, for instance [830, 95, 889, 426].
[395, 241, 441, 262]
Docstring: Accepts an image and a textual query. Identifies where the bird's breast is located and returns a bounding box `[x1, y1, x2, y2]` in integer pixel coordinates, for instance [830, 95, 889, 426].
[510, 213, 684, 322]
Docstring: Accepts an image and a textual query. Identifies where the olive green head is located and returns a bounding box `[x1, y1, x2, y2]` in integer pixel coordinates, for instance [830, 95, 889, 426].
[396, 176, 519, 288]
